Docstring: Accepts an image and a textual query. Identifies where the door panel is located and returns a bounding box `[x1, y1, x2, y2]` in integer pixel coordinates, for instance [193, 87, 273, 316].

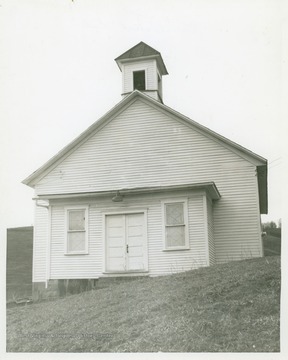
[106, 215, 126, 271]
[126, 213, 145, 271]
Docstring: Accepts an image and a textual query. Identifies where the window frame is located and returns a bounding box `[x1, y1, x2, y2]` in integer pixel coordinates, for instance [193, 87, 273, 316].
[64, 206, 89, 255]
[161, 198, 190, 251]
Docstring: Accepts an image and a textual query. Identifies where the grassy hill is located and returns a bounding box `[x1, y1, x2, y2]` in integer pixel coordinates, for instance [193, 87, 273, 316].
[6, 227, 33, 302]
[6, 256, 280, 353]
[6, 226, 280, 303]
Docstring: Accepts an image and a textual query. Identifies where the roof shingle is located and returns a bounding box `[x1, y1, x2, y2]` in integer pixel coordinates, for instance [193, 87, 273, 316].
[115, 41, 168, 75]
[115, 41, 160, 60]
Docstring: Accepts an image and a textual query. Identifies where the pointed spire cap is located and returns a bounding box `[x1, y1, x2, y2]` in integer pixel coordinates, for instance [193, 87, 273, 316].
[115, 41, 168, 75]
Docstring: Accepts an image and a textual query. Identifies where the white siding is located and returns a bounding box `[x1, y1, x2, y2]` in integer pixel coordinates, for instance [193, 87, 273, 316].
[213, 170, 262, 263]
[122, 59, 157, 93]
[34, 98, 262, 276]
[147, 192, 207, 276]
[33, 205, 48, 282]
[121, 59, 160, 101]
[48, 191, 207, 279]
[49, 204, 103, 279]
[35, 100, 256, 196]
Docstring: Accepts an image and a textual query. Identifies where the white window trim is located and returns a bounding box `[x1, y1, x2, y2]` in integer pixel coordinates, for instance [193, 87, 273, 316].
[64, 205, 89, 255]
[161, 198, 190, 251]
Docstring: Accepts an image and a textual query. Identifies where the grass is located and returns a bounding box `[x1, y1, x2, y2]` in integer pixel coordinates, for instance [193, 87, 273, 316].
[6, 226, 280, 303]
[6, 256, 280, 352]
[6, 227, 33, 302]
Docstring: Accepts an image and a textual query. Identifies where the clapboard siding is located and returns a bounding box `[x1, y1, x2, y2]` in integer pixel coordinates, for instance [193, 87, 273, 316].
[212, 168, 261, 262]
[50, 205, 103, 279]
[33, 98, 262, 277]
[33, 205, 48, 282]
[48, 191, 208, 279]
[122, 59, 157, 93]
[35, 100, 254, 195]
[147, 193, 207, 276]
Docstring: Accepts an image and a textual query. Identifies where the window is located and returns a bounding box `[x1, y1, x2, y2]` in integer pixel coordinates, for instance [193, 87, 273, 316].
[65, 207, 88, 254]
[162, 199, 189, 250]
[133, 70, 146, 90]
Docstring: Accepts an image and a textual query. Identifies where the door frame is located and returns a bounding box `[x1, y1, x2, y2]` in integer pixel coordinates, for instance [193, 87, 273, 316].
[102, 209, 148, 273]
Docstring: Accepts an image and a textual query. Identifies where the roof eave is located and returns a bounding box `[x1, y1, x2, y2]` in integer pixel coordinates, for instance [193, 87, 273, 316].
[35, 182, 221, 201]
[115, 55, 168, 75]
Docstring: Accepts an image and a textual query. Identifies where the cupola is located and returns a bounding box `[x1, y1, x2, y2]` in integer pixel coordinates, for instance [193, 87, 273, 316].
[115, 41, 168, 103]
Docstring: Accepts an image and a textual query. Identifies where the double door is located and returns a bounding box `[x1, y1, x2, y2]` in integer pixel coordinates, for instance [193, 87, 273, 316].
[106, 213, 147, 272]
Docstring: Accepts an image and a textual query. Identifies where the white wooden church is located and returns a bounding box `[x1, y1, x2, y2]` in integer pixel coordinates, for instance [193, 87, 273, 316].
[23, 42, 267, 298]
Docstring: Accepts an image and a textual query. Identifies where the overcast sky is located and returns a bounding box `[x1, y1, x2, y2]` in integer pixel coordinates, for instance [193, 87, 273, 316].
[1, 0, 286, 231]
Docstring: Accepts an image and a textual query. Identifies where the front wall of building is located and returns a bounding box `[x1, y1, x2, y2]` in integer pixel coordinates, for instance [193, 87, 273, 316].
[33, 98, 263, 282]
[46, 191, 209, 280]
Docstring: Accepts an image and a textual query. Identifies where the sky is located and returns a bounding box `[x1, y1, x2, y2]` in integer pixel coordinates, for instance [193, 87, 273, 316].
[0, 0, 286, 232]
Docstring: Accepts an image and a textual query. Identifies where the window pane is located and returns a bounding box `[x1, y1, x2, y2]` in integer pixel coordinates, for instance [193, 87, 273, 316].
[68, 232, 85, 252]
[166, 203, 184, 225]
[69, 210, 85, 230]
[166, 226, 185, 247]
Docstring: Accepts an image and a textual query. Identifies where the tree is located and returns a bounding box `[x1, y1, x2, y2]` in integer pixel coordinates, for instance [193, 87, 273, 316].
[278, 219, 281, 228]
[262, 220, 281, 239]
[262, 221, 277, 231]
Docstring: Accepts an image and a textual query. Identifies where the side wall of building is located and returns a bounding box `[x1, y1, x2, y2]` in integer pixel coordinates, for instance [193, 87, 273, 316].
[33, 204, 48, 282]
[206, 197, 215, 266]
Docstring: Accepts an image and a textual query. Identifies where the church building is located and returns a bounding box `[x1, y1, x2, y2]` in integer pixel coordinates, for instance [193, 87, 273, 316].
[23, 42, 267, 298]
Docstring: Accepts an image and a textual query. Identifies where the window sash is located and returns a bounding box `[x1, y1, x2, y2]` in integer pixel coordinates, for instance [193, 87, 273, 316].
[165, 202, 185, 226]
[65, 207, 88, 254]
[67, 231, 86, 252]
[68, 209, 85, 230]
[166, 225, 186, 247]
[163, 200, 189, 250]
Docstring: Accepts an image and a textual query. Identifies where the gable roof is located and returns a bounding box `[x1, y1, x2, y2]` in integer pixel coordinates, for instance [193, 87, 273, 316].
[22, 90, 267, 212]
[115, 41, 168, 75]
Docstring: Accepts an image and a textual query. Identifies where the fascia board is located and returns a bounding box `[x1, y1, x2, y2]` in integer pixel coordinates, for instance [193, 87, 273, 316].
[35, 182, 221, 201]
[116, 55, 168, 75]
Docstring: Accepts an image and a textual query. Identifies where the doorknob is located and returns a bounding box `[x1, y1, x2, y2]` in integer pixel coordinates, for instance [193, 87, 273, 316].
[126, 244, 129, 253]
